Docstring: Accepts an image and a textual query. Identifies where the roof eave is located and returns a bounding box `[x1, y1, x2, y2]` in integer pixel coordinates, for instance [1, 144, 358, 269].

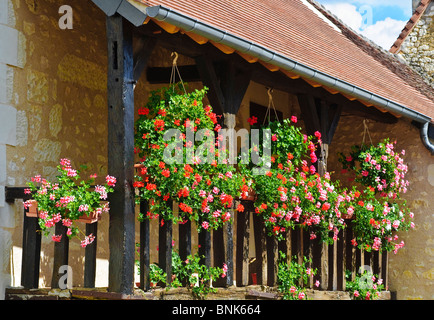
[92, 0, 432, 125]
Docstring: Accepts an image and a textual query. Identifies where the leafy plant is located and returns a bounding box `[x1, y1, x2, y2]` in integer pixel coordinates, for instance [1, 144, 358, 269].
[339, 139, 415, 253]
[134, 83, 244, 232]
[145, 248, 226, 299]
[240, 116, 347, 243]
[24, 158, 116, 247]
[277, 251, 319, 300]
[345, 269, 385, 300]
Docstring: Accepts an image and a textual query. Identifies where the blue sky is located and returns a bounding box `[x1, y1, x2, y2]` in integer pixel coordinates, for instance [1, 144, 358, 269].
[315, 0, 413, 49]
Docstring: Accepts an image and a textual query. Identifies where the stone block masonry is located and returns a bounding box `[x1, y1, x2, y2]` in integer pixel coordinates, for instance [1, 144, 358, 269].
[398, 2, 434, 87]
[0, 0, 25, 300]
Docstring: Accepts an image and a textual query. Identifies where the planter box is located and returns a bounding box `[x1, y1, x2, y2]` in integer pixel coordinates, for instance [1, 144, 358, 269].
[25, 200, 101, 224]
[26, 199, 39, 218]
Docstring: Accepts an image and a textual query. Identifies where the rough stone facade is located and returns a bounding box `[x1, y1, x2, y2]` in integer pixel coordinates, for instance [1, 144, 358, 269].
[398, 1, 434, 87]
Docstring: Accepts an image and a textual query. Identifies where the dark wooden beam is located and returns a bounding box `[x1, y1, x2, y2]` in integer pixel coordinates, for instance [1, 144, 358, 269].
[5, 187, 31, 203]
[133, 36, 157, 83]
[159, 215, 172, 285]
[51, 223, 69, 289]
[139, 200, 150, 291]
[21, 210, 41, 289]
[146, 65, 201, 85]
[219, 59, 251, 115]
[194, 55, 225, 115]
[106, 14, 136, 295]
[84, 223, 98, 288]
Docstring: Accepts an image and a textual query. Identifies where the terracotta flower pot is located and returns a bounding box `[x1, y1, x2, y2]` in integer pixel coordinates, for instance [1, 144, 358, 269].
[25, 200, 101, 224]
[77, 210, 101, 224]
[341, 213, 355, 220]
[25, 200, 39, 218]
[134, 163, 148, 179]
[239, 189, 257, 201]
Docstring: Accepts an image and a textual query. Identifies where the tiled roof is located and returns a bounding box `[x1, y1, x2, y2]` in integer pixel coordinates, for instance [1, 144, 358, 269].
[133, 0, 434, 120]
[390, 0, 431, 54]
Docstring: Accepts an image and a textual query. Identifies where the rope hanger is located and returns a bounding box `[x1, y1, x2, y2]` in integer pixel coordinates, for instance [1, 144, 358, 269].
[262, 88, 280, 126]
[170, 51, 187, 94]
[362, 119, 373, 146]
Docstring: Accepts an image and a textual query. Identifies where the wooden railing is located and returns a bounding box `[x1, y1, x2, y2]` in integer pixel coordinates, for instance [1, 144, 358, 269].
[6, 187, 99, 289]
[137, 198, 389, 292]
[6, 187, 388, 293]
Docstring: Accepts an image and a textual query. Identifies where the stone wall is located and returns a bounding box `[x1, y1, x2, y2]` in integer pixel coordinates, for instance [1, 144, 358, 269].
[0, 0, 25, 300]
[398, 1, 434, 87]
[0, 0, 119, 297]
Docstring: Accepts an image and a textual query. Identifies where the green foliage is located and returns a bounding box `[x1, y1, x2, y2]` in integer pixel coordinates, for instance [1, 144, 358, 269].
[345, 269, 385, 300]
[240, 116, 346, 243]
[134, 83, 244, 232]
[24, 158, 116, 247]
[277, 251, 318, 300]
[338, 139, 414, 253]
[144, 249, 226, 300]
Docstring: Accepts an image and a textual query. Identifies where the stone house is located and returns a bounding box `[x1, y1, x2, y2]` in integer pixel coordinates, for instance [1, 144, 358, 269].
[390, 0, 434, 87]
[0, 0, 433, 301]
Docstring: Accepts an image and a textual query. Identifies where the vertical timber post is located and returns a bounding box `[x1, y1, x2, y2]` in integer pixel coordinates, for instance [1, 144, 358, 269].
[21, 208, 41, 289]
[106, 14, 136, 295]
[84, 222, 98, 288]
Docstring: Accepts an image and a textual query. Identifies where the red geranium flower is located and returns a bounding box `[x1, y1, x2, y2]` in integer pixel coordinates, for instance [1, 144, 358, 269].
[247, 116, 258, 125]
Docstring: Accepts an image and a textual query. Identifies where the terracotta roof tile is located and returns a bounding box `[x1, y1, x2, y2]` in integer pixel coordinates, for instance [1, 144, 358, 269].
[134, 0, 434, 119]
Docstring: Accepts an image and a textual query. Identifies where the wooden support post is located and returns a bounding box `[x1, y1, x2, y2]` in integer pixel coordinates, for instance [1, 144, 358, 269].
[345, 223, 356, 284]
[297, 95, 344, 291]
[336, 228, 345, 291]
[236, 204, 250, 286]
[319, 244, 329, 290]
[381, 251, 388, 287]
[84, 222, 98, 288]
[253, 212, 267, 286]
[212, 227, 225, 287]
[140, 200, 150, 291]
[21, 210, 41, 289]
[179, 220, 191, 262]
[199, 229, 211, 268]
[224, 217, 234, 287]
[195, 56, 250, 287]
[51, 223, 69, 289]
[266, 233, 278, 287]
[159, 214, 173, 285]
[106, 14, 136, 295]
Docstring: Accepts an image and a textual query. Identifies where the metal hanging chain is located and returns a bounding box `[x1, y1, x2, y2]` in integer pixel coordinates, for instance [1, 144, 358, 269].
[263, 88, 280, 126]
[170, 51, 187, 94]
[362, 119, 373, 146]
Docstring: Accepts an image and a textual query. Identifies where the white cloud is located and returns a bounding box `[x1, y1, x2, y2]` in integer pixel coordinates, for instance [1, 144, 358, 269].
[321, 2, 407, 49]
[318, 0, 412, 17]
[361, 17, 407, 50]
[323, 3, 363, 30]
